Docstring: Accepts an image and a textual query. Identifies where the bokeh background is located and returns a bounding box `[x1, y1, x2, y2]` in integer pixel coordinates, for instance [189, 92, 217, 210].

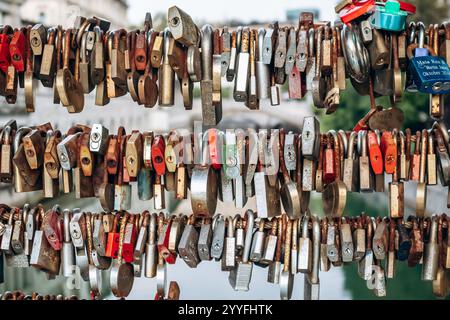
[1, 0, 450, 300]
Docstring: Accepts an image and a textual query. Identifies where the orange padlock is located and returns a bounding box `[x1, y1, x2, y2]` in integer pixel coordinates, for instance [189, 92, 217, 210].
[381, 131, 397, 175]
[367, 131, 384, 175]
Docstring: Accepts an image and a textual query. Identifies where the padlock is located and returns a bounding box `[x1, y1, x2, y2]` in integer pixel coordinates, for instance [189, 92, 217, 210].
[79, 30, 95, 93]
[222, 216, 236, 271]
[42, 205, 63, 251]
[159, 28, 175, 106]
[121, 215, 137, 264]
[197, 218, 213, 261]
[423, 216, 439, 281]
[210, 215, 226, 260]
[145, 214, 158, 277]
[157, 217, 176, 264]
[343, 132, 359, 192]
[358, 131, 374, 192]
[338, 0, 376, 24]
[89, 124, 109, 155]
[373, 217, 388, 260]
[302, 117, 320, 159]
[30, 206, 60, 275]
[229, 210, 254, 291]
[168, 6, 199, 47]
[1, 209, 15, 254]
[304, 216, 321, 300]
[280, 218, 294, 300]
[39, 28, 57, 88]
[191, 165, 218, 217]
[408, 22, 450, 94]
[105, 214, 120, 259]
[13, 127, 43, 193]
[0, 26, 13, 73]
[298, 215, 312, 273]
[110, 29, 128, 91]
[125, 131, 143, 178]
[256, 28, 270, 100]
[178, 215, 200, 268]
[91, 27, 105, 85]
[249, 219, 265, 263]
[358, 216, 374, 280]
[10, 28, 26, 72]
[370, 0, 407, 32]
[0, 125, 13, 182]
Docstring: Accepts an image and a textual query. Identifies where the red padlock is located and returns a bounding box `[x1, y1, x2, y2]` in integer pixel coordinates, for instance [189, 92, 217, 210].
[0, 26, 13, 73]
[9, 28, 26, 72]
[157, 217, 176, 264]
[397, 0, 416, 14]
[208, 129, 222, 170]
[367, 131, 384, 175]
[323, 135, 336, 184]
[42, 205, 63, 251]
[152, 135, 166, 176]
[121, 214, 137, 263]
[339, 0, 376, 25]
[380, 131, 397, 174]
[105, 214, 120, 258]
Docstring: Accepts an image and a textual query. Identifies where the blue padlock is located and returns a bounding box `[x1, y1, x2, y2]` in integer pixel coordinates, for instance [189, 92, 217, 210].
[410, 56, 450, 94]
[370, 0, 407, 32]
[409, 23, 450, 94]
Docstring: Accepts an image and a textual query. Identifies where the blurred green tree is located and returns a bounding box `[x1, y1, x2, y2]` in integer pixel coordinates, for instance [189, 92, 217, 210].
[409, 0, 450, 25]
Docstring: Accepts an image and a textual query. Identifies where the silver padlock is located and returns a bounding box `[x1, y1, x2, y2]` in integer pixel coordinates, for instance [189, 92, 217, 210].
[234, 28, 250, 102]
[341, 218, 354, 262]
[178, 215, 200, 268]
[298, 215, 312, 273]
[261, 217, 278, 265]
[249, 219, 265, 262]
[114, 184, 132, 211]
[302, 116, 320, 159]
[57, 133, 82, 171]
[210, 214, 226, 260]
[197, 218, 213, 261]
[90, 124, 109, 154]
[61, 209, 75, 277]
[262, 23, 277, 64]
[229, 210, 254, 291]
[256, 28, 270, 99]
[422, 215, 439, 281]
[304, 216, 320, 300]
[145, 214, 158, 277]
[222, 216, 236, 271]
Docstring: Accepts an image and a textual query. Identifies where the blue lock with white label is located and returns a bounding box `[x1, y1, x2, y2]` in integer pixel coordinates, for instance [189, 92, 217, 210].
[370, 0, 407, 32]
[409, 56, 450, 94]
[407, 22, 450, 94]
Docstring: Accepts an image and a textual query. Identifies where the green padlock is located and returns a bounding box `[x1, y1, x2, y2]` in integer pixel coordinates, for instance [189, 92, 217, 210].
[370, 0, 407, 32]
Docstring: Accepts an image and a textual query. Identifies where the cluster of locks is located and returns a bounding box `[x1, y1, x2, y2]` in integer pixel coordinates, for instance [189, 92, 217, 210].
[0, 2, 449, 126]
[1, 1, 450, 301]
[1, 117, 450, 218]
[0, 204, 449, 300]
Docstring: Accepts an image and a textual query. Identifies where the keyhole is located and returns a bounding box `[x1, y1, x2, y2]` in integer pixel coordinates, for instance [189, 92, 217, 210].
[81, 157, 91, 165]
[170, 17, 180, 27]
